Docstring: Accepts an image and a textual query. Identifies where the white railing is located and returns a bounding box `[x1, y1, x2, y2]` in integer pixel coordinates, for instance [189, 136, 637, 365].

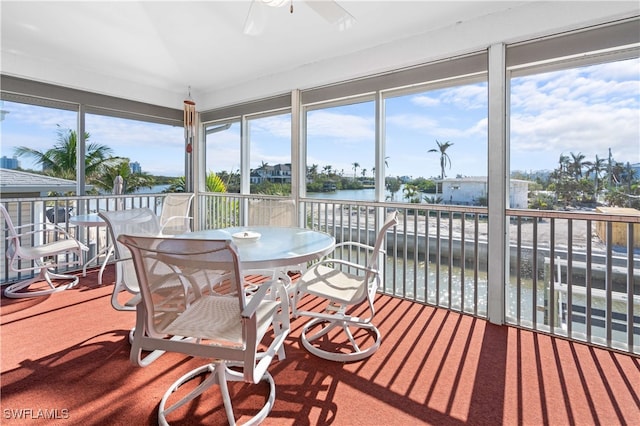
[506, 209, 639, 354]
[1, 194, 167, 284]
[198, 193, 639, 354]
[2, 193, 638, 355]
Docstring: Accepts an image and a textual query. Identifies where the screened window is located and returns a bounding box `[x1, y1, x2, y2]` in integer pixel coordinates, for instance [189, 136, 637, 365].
[385, 80, 488, 205]
[306, 100, 375, 200]
[85, 113, 183, 194]
[248, 112, 291, 195]
[510, 56, 640, 211]
[1, 100, 77, 178]
[204, 121, 240, 193]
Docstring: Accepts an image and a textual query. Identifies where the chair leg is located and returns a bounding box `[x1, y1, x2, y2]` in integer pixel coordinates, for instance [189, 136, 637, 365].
[3, 268, 79, 298]
[300, 318, 382, 362]
[158, 361, 276, 426]
[128, 306, 195, 367]
[129, 305, 169, 367]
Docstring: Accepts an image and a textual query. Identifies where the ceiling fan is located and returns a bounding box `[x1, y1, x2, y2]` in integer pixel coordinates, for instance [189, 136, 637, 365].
[243, 0, 356, 35]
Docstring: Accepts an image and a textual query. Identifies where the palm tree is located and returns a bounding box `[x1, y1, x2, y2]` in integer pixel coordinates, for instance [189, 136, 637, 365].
[385, 176, 401, 201]
[428, 140, 454, 179]
[166, 171, 227, 193]
[205, 171, 228, 192]
[569, 152, 587, 178]
[403, 184, 420, 203]
[92, 159, 155, 194]
[352, 162, 360, 179]
[308, 164, 319, 179]
[14, 125, 114, 180]
[622, 162, 637, 193]
[586, 155, 606, 200]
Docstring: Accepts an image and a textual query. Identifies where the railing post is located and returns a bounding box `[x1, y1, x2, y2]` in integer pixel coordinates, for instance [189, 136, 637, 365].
[487, 43, 508, 325]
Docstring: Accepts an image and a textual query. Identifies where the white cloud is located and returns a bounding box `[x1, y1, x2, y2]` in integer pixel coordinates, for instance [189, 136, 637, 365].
[307, 110, 374, 142]
[510, 58, 640, 167]
[249, 114, 291, 138]
[387, 113, 438, 130]
[411, 95, 439, 107]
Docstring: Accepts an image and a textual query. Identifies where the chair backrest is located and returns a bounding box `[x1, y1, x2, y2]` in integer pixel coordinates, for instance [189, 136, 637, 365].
[99, 208, 161, 294]
[159, 193, 195, 235]
[1, 205, 21, 261]
[2, 204, 86, 276]
[366, 210, 399, 274]
[117, 235, 251, 344]
[248, 199, 296, 227]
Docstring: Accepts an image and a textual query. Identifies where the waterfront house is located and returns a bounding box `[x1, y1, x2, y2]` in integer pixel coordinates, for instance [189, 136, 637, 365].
[439, 176, 530, 208]
[250, 163, 292, 184]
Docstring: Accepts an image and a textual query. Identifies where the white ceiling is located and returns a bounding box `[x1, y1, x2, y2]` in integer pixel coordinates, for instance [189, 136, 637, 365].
[1, 1, 638, 111]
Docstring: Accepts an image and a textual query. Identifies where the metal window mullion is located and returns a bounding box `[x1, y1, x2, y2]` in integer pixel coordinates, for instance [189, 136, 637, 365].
[487, 42, 507, 325]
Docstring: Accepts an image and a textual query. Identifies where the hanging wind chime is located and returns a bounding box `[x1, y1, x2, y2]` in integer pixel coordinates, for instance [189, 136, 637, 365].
[184, 87, 196, 154]
[184, 87, 196, 193]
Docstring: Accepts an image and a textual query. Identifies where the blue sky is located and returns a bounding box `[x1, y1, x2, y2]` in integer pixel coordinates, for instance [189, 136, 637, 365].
[2, 57, 638, 179]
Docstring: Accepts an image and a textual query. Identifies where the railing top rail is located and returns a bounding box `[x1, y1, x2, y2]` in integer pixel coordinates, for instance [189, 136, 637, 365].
[200, 192, 292, 200]
[300, 197, 488, 214]
[508, 208, 640, 223]
[0, 193, 169, 203]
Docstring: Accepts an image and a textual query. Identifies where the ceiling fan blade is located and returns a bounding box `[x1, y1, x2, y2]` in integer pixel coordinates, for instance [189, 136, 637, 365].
[243, 0, 268, 35]
[306, 0, 356, 31]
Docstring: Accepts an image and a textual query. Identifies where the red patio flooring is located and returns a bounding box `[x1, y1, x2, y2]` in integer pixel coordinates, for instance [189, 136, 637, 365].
[1, 266, 639, 425]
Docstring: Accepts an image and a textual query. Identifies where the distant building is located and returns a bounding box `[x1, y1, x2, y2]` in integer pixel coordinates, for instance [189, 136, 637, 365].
[250, 163, 292, 184]
[0, 156, 20, 170]
[130, 161, 142, 174]
[439, 177, 531, 208]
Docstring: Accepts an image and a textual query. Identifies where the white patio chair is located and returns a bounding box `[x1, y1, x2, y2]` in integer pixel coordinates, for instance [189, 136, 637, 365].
[1, 205, 88, 298]
[99, 207, 232, 366]
[118, 234, 290, 426]
[99, 208, 162, 311]
[292, 210, 398, 362]
[248, 199, 296, 227]
[248, 199, 305, 283]
[159, 193, 194, 235]
[99, 208, 171, 365]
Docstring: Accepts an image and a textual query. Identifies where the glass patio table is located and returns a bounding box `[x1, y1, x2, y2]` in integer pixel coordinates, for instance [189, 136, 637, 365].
[177, 226, 335, 270]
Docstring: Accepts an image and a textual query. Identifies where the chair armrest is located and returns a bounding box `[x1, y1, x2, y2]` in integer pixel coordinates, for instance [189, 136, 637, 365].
[313, 258, 378, 276]
[242, 282, 271, 319]
[12, 222, 75, 239]
[331, 241, 386, 257]
[334, 241, 375, 251]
